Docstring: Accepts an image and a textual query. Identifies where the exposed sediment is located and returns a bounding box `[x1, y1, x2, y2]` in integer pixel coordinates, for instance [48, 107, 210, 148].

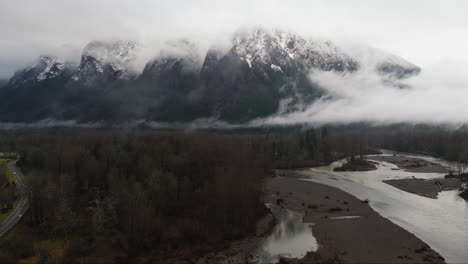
[384, 178, 462, 199]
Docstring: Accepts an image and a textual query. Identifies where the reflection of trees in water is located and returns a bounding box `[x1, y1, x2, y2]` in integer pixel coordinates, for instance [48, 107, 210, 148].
[223, 204, 315, 264]
[272, 208, 307, 239]
[259, 204, 314, 263]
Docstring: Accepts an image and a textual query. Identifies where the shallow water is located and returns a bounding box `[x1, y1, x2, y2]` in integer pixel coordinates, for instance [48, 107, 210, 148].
[255, 204, 318, 263]
[221, 203, 317, 264]
[297, 151, 468, 263]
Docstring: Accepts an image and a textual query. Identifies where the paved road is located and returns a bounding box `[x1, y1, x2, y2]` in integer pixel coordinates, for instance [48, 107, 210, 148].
[0, 161, 29, 238]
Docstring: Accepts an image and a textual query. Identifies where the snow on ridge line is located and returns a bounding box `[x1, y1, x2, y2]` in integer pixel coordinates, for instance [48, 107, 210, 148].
[231, 27, 359, 73]
[9, 27, 421, 87]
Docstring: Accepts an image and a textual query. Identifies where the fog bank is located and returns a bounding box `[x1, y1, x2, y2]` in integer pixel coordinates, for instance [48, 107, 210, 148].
[254, 60, 468, 126]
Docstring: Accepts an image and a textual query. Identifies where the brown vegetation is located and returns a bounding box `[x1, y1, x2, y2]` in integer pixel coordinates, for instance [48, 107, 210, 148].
[0, 131, 271, 262]
[0, 128, 341, 262]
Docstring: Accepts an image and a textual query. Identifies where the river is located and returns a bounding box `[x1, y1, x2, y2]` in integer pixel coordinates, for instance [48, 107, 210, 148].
[295, 151, 468, 263]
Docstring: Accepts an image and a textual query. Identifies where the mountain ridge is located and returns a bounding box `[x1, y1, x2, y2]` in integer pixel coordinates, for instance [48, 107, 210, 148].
[0, 27, 420, 124]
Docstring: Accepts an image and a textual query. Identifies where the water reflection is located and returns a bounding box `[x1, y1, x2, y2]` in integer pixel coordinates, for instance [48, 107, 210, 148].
[255, 204, 318, 263]
[223, 204, 318, 264]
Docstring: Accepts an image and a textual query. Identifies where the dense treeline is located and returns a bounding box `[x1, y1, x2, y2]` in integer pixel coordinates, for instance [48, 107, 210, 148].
[367, 129, 468, 163]
[0, 129, 339, 262]
[5, 132, 269, 261]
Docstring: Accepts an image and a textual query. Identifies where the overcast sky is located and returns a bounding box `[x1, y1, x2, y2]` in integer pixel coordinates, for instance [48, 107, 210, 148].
[1, 0, 468, 78]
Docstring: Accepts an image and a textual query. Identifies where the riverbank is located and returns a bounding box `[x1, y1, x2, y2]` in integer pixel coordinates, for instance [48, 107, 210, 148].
[265, 174, 445, 263]
[368, 155, 448, 173]
[384, 178, 463, 199]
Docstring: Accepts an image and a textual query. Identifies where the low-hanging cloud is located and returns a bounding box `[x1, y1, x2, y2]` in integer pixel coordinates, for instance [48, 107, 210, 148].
[2, 61, 467, 129]
[253, 60, 468, 126]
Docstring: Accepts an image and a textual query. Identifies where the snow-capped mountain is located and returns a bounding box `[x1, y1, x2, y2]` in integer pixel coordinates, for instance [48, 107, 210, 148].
[0, 27, 422, 124]
[195, 28, 360, 120]
[7, 55, 76, 88]
[72, 40, 140, 87]
[232, 28, 359, 75]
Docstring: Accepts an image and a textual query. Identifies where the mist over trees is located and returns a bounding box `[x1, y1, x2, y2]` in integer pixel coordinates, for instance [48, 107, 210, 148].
[367, 129, 468, 164]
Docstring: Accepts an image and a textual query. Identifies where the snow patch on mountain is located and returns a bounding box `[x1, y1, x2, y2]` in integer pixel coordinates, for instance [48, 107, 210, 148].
[231, 27, 359, 74]
[82, 40, 139, 67]
[270, 64, 282, 72]
[7, 55, 74, 87]
[72, 40, 140, 82]
[35, 56, 66, 81]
